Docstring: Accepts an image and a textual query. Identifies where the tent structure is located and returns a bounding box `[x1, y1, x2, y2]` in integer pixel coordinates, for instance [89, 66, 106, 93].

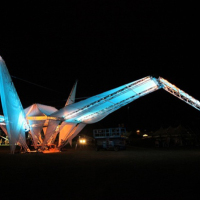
[149, 124, 198, 147]
[0, 56, 200, 153]
[0, 57, 29, 153]
[24, 103, 58, 148]
[152, 125, 192, 138]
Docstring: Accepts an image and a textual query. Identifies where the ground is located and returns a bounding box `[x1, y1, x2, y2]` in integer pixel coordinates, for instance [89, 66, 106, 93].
[1, 145, 200, 200]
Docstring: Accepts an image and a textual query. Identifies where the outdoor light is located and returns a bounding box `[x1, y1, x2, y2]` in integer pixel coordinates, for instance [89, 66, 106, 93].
[79, 139, 86, 144]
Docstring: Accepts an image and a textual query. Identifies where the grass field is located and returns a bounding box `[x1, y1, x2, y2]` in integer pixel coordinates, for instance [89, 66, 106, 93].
[1, 145, 200, 200]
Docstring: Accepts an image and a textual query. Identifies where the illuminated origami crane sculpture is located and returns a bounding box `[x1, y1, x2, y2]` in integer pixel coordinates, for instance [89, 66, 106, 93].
[0, 56, 200, 153]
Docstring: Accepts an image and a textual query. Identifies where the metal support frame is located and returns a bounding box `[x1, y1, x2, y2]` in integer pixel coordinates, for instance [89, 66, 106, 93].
[159, 77, 200, 111]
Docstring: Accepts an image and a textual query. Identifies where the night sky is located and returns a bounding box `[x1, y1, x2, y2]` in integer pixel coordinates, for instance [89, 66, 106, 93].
[0, 1, 199, 131]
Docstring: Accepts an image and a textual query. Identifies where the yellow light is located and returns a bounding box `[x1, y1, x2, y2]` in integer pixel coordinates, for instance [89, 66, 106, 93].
[79, 139, 86, 144]
[136, 130, 140, 135]
[143, 134, 148, 137]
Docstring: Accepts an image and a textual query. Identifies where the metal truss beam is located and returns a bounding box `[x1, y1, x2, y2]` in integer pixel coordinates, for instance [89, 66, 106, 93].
[159, 77, 200, 111]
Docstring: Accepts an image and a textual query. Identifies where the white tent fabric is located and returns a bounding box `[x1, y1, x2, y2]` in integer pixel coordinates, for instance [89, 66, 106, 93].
[58, 123, 86, 148]
[67, 123, 86, 146]
[58, 122, 77, 147]
[45, 121, 68, 145]
[29, 120, 45, 148]
[24, 103, 58, 116]
[65, 80, 77, 106]
[0, 56, 29, 153]
[24, 104, 58, 148]
[41, 120, 61, 148]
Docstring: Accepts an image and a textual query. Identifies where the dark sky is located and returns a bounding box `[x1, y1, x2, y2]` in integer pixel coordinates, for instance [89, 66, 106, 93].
[0, 1, 199, 131]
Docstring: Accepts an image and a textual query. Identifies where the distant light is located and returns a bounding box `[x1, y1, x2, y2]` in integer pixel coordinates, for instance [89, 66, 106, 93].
[143, 134, 148, 137]
[136, 130, 140, 135]
[79, 139, 86, 144]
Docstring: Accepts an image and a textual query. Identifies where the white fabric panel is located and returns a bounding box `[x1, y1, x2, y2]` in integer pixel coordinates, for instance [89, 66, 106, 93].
[24, 104, 34, 116]
[65, 81, 77, 106]
[0, 57, 28, 153]
[45, 121, 68, 145]
[37, 104, 58, 115]
[42, 120, 60, 147]
[24, 104, 44, 116]
[68, 102, 112, 123]
[24, 104, 47, 148]
[67, 123, 86, 145]
[48, 131, 58, 144]
[58, 122, 76, 147]
[29, 120, 45, 148]
[18, 134, 29, 151]
[24, 103, 57, 116]
[82, 113, 109, 124]
[24, 103, 58, 148]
